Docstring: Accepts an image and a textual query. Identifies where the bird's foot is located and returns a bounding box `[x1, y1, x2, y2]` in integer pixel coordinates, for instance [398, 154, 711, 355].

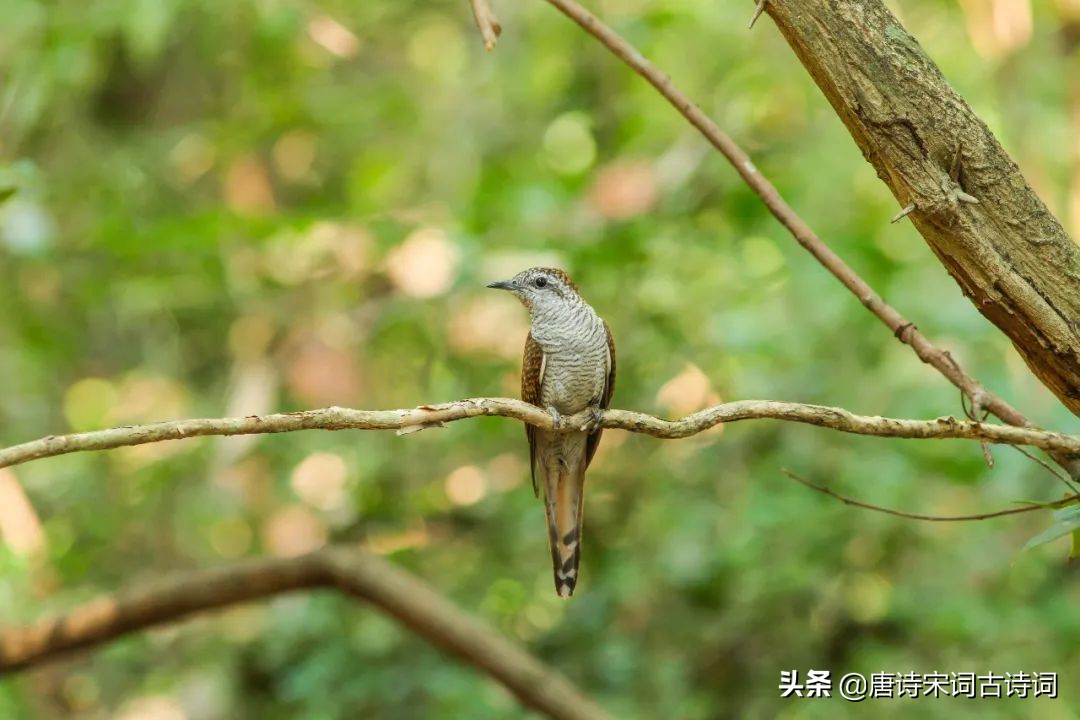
[546, 406, 563, 430]
[581, 406, 604, 433]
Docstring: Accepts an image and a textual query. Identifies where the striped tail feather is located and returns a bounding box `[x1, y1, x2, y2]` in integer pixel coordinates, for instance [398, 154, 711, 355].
[544, 460, 586, 598]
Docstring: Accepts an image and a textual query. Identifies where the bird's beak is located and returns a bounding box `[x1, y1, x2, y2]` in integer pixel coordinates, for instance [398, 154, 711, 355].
[486, 279, 515, 291]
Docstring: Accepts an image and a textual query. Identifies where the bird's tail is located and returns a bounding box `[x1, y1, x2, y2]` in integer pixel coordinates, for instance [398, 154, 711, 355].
[544, 459, 586, 598]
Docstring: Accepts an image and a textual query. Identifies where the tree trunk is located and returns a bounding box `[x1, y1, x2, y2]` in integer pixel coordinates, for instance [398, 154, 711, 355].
[764, 0, 1080, 417]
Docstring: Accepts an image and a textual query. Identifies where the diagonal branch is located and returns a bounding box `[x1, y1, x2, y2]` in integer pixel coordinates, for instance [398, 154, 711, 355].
[2, 399, 1079, 471]
[0, 546, 614, 720]
[535, 0, 1080, 478]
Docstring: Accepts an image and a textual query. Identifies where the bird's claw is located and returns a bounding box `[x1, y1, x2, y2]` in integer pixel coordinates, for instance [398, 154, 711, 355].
[546, 406, 563, 431]
[581, 406, 604, 433]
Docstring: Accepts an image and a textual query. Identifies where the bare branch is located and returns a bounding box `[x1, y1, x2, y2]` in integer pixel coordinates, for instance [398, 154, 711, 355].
[0, 546, 614, 720]
[2, 399, 1079, 471]
[782, 469, 1079, 522]
[536, 0, 1080, 478]
[1009, 446, 1080, 495]
[470, 0, 502, 51]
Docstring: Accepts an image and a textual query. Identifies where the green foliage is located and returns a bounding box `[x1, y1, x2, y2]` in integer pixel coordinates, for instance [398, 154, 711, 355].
[1024, 502, 1080, 553]
[1, 0, 1078, 717]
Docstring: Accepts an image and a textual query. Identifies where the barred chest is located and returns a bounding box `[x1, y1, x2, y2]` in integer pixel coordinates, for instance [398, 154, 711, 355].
[532, 310, 609, 415]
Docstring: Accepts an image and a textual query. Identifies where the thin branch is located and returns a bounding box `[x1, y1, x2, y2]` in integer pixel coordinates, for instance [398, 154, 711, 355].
[470, 0, 502, 51]
[1009, 445, 1080, 495]
[960, 388, 994, 468]
[0, 546, 613, 720]
[2, 399, 1080, 471]
[782, 469, 1079, 522]
[536, 0, 1080, 478]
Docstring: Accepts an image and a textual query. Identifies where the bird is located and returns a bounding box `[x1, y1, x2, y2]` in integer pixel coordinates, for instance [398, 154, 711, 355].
[487, 267, 615, 597]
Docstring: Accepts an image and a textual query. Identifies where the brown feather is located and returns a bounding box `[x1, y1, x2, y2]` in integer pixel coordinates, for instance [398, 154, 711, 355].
[521, 332, 545, 497]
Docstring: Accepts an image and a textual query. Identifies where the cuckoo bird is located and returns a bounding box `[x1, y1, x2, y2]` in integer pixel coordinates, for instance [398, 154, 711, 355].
[487, 267, 615, 597]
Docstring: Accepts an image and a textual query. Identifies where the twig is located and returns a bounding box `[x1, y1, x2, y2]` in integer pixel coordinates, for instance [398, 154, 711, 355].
[2, 399, 1080, 471]
[1010, 446, 1080, 495]
[537, 0, 1080, 478]
[470, 0, 502, 51]
[748, 0, 767, 29]
[890, 202, 916, 223]
[781, 469, 1078, 522]
[0, 546, 614, 720]
[960, 389, 994, 468]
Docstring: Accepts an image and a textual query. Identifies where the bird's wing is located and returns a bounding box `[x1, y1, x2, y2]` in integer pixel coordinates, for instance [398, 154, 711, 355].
[585, 321, 616, 469]
[522, 332, 546, 497]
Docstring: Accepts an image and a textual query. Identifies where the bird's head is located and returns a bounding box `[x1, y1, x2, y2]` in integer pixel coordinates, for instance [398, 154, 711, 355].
[486, 267, 583, 313]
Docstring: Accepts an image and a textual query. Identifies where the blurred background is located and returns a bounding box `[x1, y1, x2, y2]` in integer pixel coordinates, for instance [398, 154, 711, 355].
[1, 0, 1078, 717]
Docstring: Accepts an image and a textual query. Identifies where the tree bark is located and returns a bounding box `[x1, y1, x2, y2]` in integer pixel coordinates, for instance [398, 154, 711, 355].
[763, 0, 1080, 416]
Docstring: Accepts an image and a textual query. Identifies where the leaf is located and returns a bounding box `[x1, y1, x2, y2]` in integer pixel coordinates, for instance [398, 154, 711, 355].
[1071, 529, 1080, 561]
[0, 160, 41, 206]
[1053, 503, 1080, 522]
[1023, 504, 1080, 552]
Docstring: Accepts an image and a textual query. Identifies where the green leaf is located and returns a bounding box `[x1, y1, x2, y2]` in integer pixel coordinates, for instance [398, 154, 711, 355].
[1054, 503, 1080, 523]
[1023, 504, 1080, 552]
[0, 186, 15, 205]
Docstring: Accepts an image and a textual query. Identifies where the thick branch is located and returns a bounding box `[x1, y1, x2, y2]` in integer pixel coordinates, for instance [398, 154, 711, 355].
[759, 0, 1080, 416]
[2, 399, 1079, 471]
[0, 546, 613, 720]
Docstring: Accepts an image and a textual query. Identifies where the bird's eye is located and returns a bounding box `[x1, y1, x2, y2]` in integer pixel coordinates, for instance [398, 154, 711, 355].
[534, 276, 548, 288]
